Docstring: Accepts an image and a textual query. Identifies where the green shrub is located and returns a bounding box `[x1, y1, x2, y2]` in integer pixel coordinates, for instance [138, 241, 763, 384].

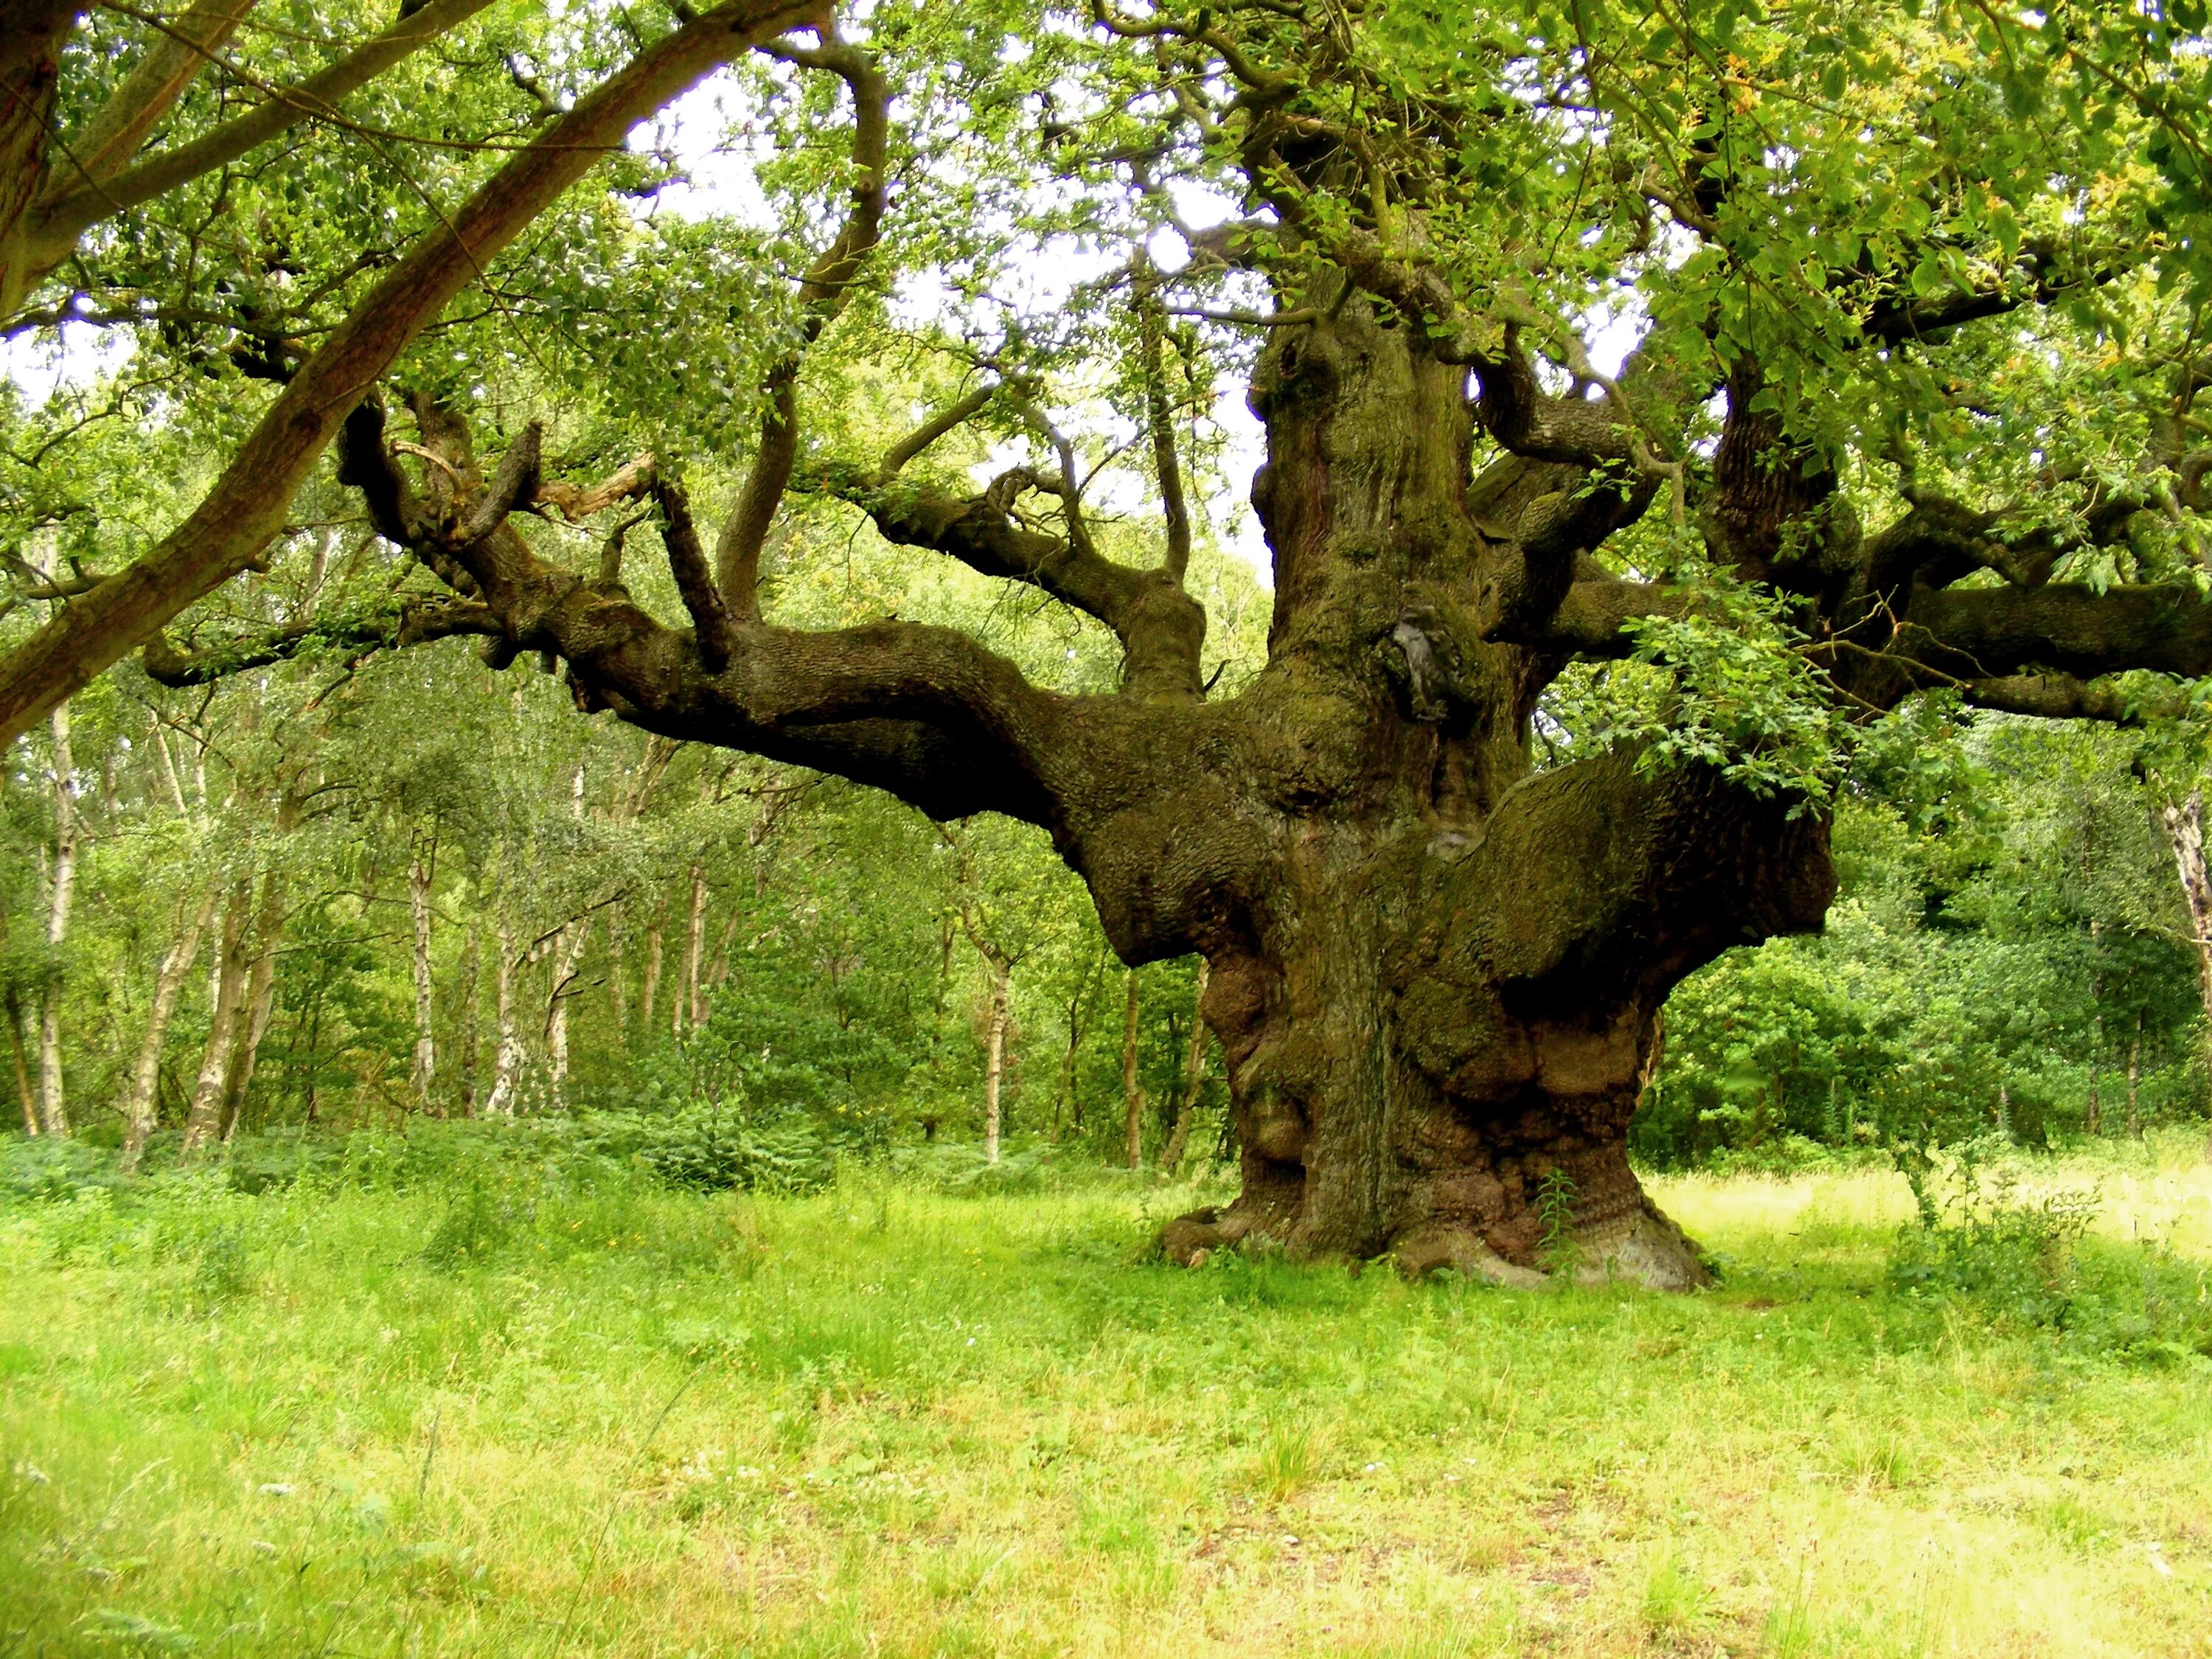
[0, 1136, 122, 1203]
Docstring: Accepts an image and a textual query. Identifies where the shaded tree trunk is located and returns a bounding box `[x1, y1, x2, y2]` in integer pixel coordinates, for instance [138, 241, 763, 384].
[1158, 959, 1211, 1178]
[120, 882, 219, 1167]
[408, 850, 437, 1107]
[706, 902, 744, 995]
[2127, 1015, 2142, 1140]
[1122, 970, 1144, 1171]
[7, 991, 38, 1135]
[457, 916, 481, 1115]
[544, 915, 592, 1112]
[981, 959, 1009, 1164]
[639, 900, 665, 1037]
[37, 700, 77, 1136]
[2088, 960, 2105, 1138]
[181, 877, 252, 1153]
[2158, 792, 2212, 1142]
[219, 869, 286, 1141]
[679, 858, 708, 1033]
[484, 910, 520, 1118]
[607, 900, 629, 1041]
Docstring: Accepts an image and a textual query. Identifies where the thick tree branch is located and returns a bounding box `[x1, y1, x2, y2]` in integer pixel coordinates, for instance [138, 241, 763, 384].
[1960, 672, 2180, 724]
[1135, 258, 1194, 587]
[807, 460, 1206, 701]
[16, 0, 501, 313]
[714, 33, 889, 615]
[653, 475, 733, 672]
[62, 0, 255, 192]
[0, 0, 822, 748]
[140, 597, 502, 685]
[1901, 582, 2212, 684]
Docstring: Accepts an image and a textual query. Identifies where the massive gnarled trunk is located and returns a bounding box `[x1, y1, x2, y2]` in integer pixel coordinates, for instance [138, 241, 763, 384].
[1054, 307, 1833, 1284]
[260, 9, 2209, 1287]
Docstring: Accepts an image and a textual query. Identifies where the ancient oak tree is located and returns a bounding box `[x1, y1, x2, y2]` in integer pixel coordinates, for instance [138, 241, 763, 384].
[23, 1, 2212, 1282]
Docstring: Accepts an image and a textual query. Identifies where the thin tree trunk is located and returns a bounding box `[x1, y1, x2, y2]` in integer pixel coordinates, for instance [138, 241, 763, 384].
[457, 917, 481, 1115]
[639, 900, 665, 1037]
[408, 851, 437, 1107]
[2127, 1014, 2142, 1139]
[1122, 969, 1144, 1170]
[2087, 965, 2104, 1137]
[485, 911, 520, 1118]
[1996, 1081, 2011, 1142]
[219, 869, 286, 1141]
[543, 915, 592, 1113]
[982, 959, 1009, 1164]
[181, 877, 252, 1153]
[7, 992, 38, 1135]
[679, 858, 707, 1033]
[706, 902, 744, 992]
[120, 883, 219, 1168]
[150, 712, 189, 816]
[1158, 959, 1211, 1178]
[37, 701, 77, 1137]
[607, 900, 629, 1041]
[2160, 790, 2212, 1021]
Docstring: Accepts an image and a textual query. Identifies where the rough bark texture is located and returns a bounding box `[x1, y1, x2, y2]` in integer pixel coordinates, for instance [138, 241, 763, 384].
[181, 878, 252, 1153]
[120, 883, 219, 1167]
[218, 880, 283, 1142]
[2160, 792, 2212, 1033]
[544, 917, 591, 1113]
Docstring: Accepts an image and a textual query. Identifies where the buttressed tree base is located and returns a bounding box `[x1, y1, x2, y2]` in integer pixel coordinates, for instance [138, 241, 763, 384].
[17, 3, 2204, 1284]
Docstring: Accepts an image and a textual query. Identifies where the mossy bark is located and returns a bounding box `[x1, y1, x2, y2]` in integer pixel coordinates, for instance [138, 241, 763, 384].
[1063, 302, 1836, 1286]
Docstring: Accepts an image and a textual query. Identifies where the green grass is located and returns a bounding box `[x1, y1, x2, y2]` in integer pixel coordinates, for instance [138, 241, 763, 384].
[4, 1141, 2212, 1657]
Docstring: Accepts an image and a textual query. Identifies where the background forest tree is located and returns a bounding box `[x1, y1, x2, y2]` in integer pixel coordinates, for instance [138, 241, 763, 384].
[3, 0, 2212, 1284]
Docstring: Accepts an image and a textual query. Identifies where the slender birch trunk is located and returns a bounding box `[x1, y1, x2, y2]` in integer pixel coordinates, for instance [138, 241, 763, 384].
[120, 883, 220, 1167]
[150, 712, 189, 816]
[706, 903, 743, 994]
[981, 959, 1009, 1165]
[2126, 1014, 2142, 1140]
[219, 869, 286, 1141]
[1158, 959, 1211, 1178]
[457, 917, 481, 1115]
[2157, 790, 2212, 1158]
[7, 992, 37, 1135]
[678, 858, 707, 1034]
[607, 900, 629, 1041]
[2161, 790, 2212, 1012]
[2087, 967, 2104, 1138]
[485, 911, 521, 1118]
[37, 702, 78, 1136]
[181, 877, 252, 1153]
[408, 852, 437, 1107]
[1122, 969, 1144, 1170]
[543, 916, 592, 1113]
[639, 901, 665, 1037]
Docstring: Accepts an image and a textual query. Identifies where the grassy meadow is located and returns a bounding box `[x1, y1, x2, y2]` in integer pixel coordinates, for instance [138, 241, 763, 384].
[4, 1138, 2211, 1658]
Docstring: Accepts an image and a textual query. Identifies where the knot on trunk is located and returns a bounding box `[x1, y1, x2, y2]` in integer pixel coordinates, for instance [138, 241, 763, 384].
[1385, 605, 1465, 723]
